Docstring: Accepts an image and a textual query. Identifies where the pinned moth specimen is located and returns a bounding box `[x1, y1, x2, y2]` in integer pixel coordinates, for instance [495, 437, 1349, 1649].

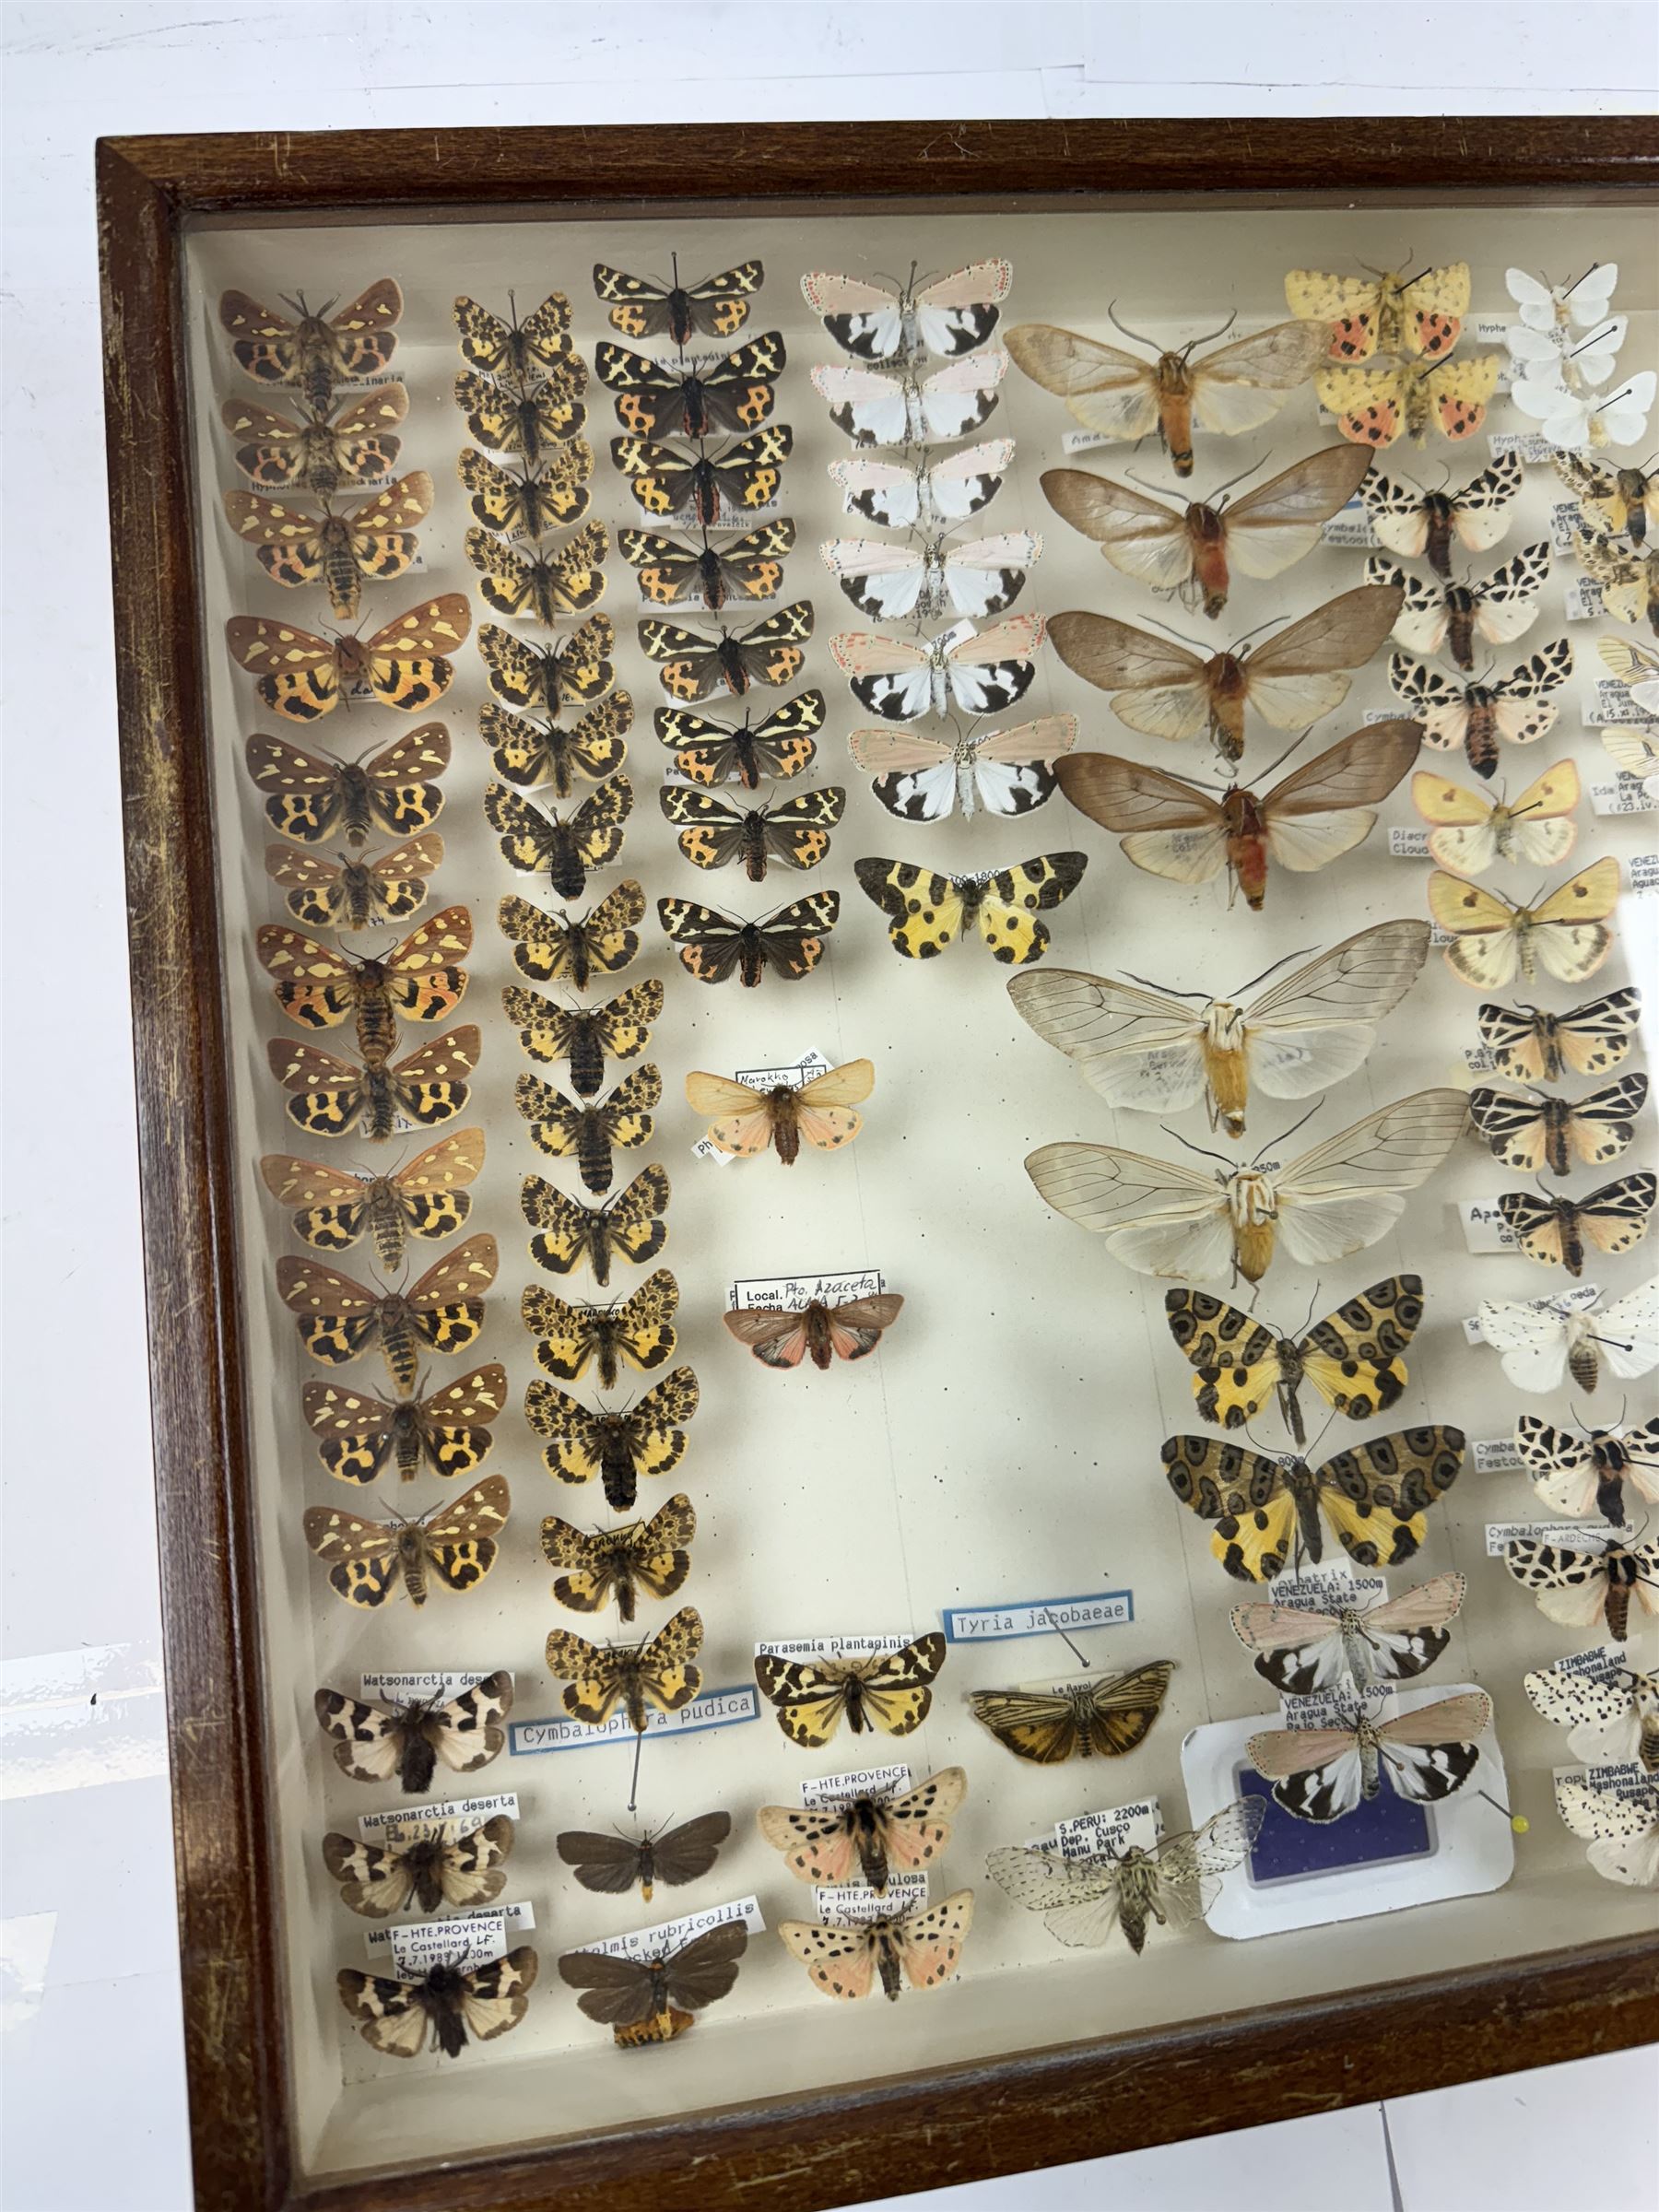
[1359, 449, 1524, 576]
[1410, 760, 1580, 876]
[1008, 921, 1431, 1137]
[1040, 444, 1371, 616]
[849, 713, 1077, 823]
[246, 723, 450, 848]
[314, 1669, 513, 1794]
[655, 691, 824, 787]
[226, 594, 470, 722]
[778, 1890, 973, 2002]
[1515, 1413, 1659, 1522]
[1526, 1660, 1659, 1772]
[303, 1475, 510, 1607]
[223, 472, 432, 620]
[1602, 724, 1659, 796]
[268, 1026, 480, 1143]
[1319, 354, 1501, 448]
[1390, 641, 1574, 780]
[521, 1162, 670, 1286]
[620, 520, 794, 609]
[454, 359, 587, 460]
[1163, 1275, 1425, 1445]
[222, 384, 407, 495]
[1163, 1428, 1465, 1581]
[465, 520, 609, 625]
[525, 1365, 699, 1512]
[544, 1605, 704, 1733]
[967, 1660, 1174, 1764]
[610, 426, 792, 529]
[1476, 987, 1641, 1083]
[757, 1768, 966, 1893]
[595, 330, 785, 440]
[1515, 368, 1654, 453]
[453, 288, 577, 381]
[595, 255, 762, 343]
[1027, 1088, 1469, 1286]
[484, 775, 633, 902]
[685, 1058, 873, 1165]
[541, 1492, 697, 1622]
[1467, 1074, 1648, 1176]
[259, 1128, 484, 1266]
[1365, 545, 1549, 671]
[1496, 1174, 1656, 1277]
[515, 1065, 660, 1194]
[256, 907, 470, 1060]
[1247, 1691, 1492, 1823]
[1054, 723, 1421, 912]
[830, 439, 1014, 530]
[478, 696, 631, 798]
[558, 1810, 732, 1901]
[265, 832, 444, 930]
[220, 278, 402, 411]
[338, 1947, 537, 2060]
[477, 613, 616, 714]
[1231, 1573, 1466, 1694]
[1477, 1276, 1659, 1395]
[1285, 258, 1475, 364]
[459, 441, 594, 538]
[821, 530, 1041, 623]
[855, 852, 1087, 964]
[989, 1798, 1265, 1953]
[302, 1363, 508, 1485]
[831, 613, 1045, 724]
[723, 1292, 903, 1371]
[324, 1812, 514, 1917]
[1006, 312, 1326, 477]
[1046, 583, 1401, 762]
[276, 1233, 497, 1389]
[1556, 1777, 1659, 1888]
[659, 782, 844, 879]
[1507, 262, 1620, 337]
[812, 354, 1007, 447]
[522, 1267, 680, 1392]
[1575, 525, 1659, 633]
[1428, 856, 1620, 989]
[754, 1633, 947, 1746]
[1557, 449, 1658, 546]
[657, 890, 840, 986]
[499, 880, 644, 991]
[640, 601, 813, 702]
[502, 979, 662, 1099]
[1504, 1533, 1659, 1641]
[803, 260, 1011, 359]
[559, 1920, 746, 2047]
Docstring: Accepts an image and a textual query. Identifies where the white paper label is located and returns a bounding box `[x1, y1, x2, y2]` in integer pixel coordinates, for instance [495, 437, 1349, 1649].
[1430, 924, 1455, 948]
[510, 1685, 758, 1753]
[800, 1764, 910, 1808]
[1280, 1684, 1393, 1729]
[755, 1633, 908, 1659]
[811, 1874, 929, 1921]
[1630, 853, 1659, 896]
[1460, 1197, 1521, 1253]
[1555, 1760, 1656, 1806]
[1473, 1437, 1526, 1475]
[1388, 827, 1432, 859]
[1059, 427, 1116, 456]
[1320, 499, 1379, 549]
[729, 1267, 884, 1310]
[1464, 1043, 1499, 1075]
[1590, 677, 1659, 729]
[1053, 1796, 1160, 1862]
[376, 1900, 537, 1975]
[566, 1895, 763, 1962]
[1485, 1521, 1634, 1556]
[1489, 431, 1560, 465]
[1589, 775, 1659, 817]
[941, 1591, 1133, 1641]
[1547, 498, 1584, 555]
[1266, 1566, 1387, 1611]
[1565, 576, 1606, 622]
[359, 1670, 503, 1703]
[1540, 1642, 1632, 1687]
[359, 1792, 518, 1842]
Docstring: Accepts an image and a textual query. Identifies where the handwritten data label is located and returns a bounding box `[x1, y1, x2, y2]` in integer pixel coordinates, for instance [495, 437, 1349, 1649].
[801, 1764, 911, 1807]
[1589, 677, 1658, 729]
[942, 1591, 1133, 1642]
[729, 1267, 884, 1310]
[359, 1669, 504, 1703]
[1489, 430, 1561, 465]
[1485, 1521, 1634, 1557]
[359, 1792, 519, 1842]
[1267, 1566, 1386, 1611]
[812, 1874, 929, 1921]
[567, 1895, 764, 1963]
[1460, 1197, 1521, 1254]
[1589, 775, 1658, 817]
[1053, 1797, 1161, 1862]
[1463, 1281, 1603, 1345]
[510, 1685, 758, 1755]
[376, 1900, 536, 1976]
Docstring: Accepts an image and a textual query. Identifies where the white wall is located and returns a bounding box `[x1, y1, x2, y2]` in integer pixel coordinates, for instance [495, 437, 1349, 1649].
[1, 6, 1654, 2209]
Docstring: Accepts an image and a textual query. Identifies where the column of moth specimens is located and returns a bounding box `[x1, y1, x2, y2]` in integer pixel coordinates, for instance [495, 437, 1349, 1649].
[1282, 259, 1499, 448]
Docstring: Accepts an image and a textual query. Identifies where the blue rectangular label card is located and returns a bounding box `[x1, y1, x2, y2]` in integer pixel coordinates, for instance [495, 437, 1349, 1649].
[509, 1684, 758, 1756]
[941, 1590, 1133, 1643]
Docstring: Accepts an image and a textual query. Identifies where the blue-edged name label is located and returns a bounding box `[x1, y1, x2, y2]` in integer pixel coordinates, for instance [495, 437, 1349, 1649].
[941, 1590, 1132, 1643]
[509, 1684, 758, 1755]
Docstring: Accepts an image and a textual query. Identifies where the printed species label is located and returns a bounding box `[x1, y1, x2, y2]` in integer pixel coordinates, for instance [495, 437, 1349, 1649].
[755, 1633, 908, 1659]
[942, 1591, 1133, 1641]
[509, 1686, 758, 1754]
[800, 1764, 911, 1807]
[1053, 1797, 1160, 1862]
[566, 1895, 764, 1962]
[729, 1266, 885, 1309]
[359, 1670, 504, 1702]
[1485, 1521, 1634, 1556]
[374, 1900, 536, 1975]
[359, 1792, 518, 1842]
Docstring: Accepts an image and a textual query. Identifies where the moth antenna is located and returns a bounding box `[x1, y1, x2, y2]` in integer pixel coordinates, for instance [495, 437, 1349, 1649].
[1206, 453, 1271, 507]
[1232, 945, 1316, 998]
[1253, 727, 1315, 785]
[1228, 612, 1290, 653]
[1106, 300, 1156, 351]
[1180, 310, 1238, 358]
[1165, 1125, 1234, 1169]
[1124, 468, 1176, 500]
[1298, 1281, 1322, 1337]
[1143, 611, 1214, 654]
[1123, 970, 1208, 999]
[1257, 1101, 1322, 1164]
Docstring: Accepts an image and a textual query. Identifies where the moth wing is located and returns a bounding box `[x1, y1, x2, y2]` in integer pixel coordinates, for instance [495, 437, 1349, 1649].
[967, 1689, 1077, 1763]
[1027, 1142, 1232, 1280]
[1039, 467, 1193, 594]
[457, 1948, 537, 2044]
[1187, 319, 1329, 433]
[896, 1890, 973, 1990]
[1241, 921, 1430, 1097]
[324, 1833, 417, 1918]
[1274, 1088, 1468, 1262]
[336, 1969, 431, 2056]
[1046, 612, 1209, 739]
[777, 1919, 876, 2000]
[1225, 444, 1374, 577]
[1004, 324, 1160, 437]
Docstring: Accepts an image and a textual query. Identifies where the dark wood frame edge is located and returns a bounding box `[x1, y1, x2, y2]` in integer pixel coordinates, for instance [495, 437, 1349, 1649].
[97, 118, 1659, 2212]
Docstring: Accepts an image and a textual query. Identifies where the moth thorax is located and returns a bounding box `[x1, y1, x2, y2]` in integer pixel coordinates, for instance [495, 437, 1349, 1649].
[391, 1401, 425, 1478]
[1566, 1324, 1602, 1395]
[366, 1181, 406, 1271]
[426, 1973, 469, 2058]
[1227, 1168, 1278, 1227]
[568, 1025, 604, 1098]
[1592, 1436, 1630, 1524]
[1464, 695, 1500, 780]
[335, 858, 374, 925]
[1356, 1722, 1384, 1799]
[1421, 493, 1455, 579]
[1639, 1712, 1659, 1776]
[380, 1301, 420, 1391]
[1155, 363, 1195, 476]
[1186, 507, 1231, 617]
[741, 816, 770, 884]
[769, 1088, 803, 1167]
[335, 637, 371, 685]
[398, 1727, 439, 1794]
[1201, 1001, 1250, 1134]
[577, 1117, 612, 1191]
[853, 1799, 890, 1890]
[1535, 1013, 1565, 1083]
[1444, 588, 1477, 671]
[954, 758, 982, 821]
[736, 930, 766, 988]
[1561, 1212, 1586, 1278]
[406, 1836, 449, 1913]
[1117, 1853, 1154, 1954]
[397, 1524, 429, 1603]
[637, 1840, 656, 1900]
[337, 762, 375, 840]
